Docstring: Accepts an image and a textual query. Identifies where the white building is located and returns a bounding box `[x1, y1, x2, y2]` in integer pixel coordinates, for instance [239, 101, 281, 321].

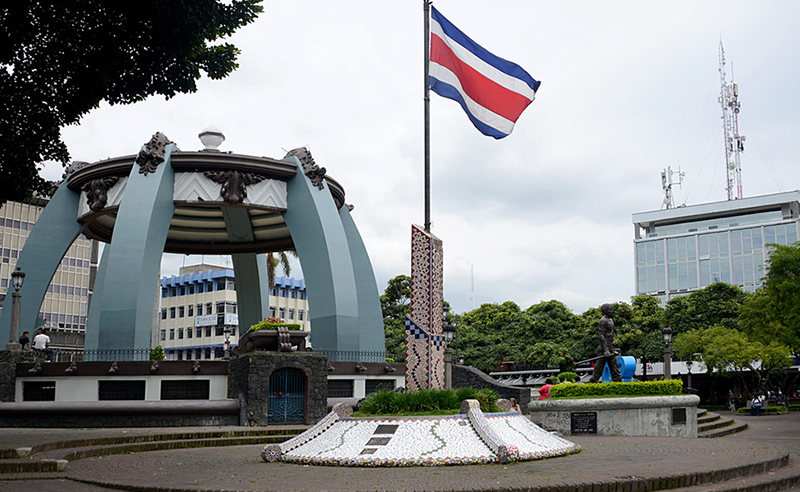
[632, 191, 800, 303]
[158, 264, 310, 360]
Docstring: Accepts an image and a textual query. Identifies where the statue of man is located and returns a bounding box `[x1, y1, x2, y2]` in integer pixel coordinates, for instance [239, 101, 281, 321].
[589, 303, 621, 383]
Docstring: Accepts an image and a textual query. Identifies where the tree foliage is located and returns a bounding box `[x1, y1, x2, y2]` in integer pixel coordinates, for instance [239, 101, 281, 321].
[740, 243, 800, 358]
[381, 275, 411, 354]
[664, 282, 749, 334]
[0, 0, 263, 204]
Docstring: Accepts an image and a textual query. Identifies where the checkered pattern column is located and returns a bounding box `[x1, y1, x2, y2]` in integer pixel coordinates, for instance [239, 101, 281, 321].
[405, 224, 444, 391]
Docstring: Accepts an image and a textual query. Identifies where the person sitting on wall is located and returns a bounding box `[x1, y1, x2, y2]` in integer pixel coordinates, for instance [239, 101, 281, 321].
[32, 329, 53, 361]
[750, 393, 764, 416]
[509, 397, 522, 412]
[18, 331, 31, 350]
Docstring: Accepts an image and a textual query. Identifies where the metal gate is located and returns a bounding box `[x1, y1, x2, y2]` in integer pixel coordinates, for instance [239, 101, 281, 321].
[267, 367, 306, 424]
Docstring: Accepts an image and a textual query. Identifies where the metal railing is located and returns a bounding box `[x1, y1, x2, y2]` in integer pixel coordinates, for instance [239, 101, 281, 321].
[316, 349, 405, 363]
[29, 347, 153, 362]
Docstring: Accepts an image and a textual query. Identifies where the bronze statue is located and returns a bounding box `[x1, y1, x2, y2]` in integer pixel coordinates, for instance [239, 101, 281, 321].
[588, 303, 621, 383]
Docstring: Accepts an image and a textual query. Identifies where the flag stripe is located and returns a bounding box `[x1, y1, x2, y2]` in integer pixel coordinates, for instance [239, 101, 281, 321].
[428, 7, 540, 139]
[430, 33, 532, 123]
[431, 6, 540, 93]
[429, 67, 514, 138]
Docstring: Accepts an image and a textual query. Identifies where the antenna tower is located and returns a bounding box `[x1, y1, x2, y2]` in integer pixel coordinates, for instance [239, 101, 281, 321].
[718, 40, 745, 200]
[661, 166, 685, 209]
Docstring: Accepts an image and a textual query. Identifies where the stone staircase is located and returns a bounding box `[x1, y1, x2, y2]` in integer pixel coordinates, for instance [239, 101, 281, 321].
[697, 409, 749, 438]
[0, 426, 308, 477]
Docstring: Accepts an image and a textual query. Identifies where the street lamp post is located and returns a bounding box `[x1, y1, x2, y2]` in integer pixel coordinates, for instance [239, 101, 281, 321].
[6, 267, 26, 351]
[223, 327, 232, 360]
[442, 319, 456, 390]
[661, 326, 673, 380]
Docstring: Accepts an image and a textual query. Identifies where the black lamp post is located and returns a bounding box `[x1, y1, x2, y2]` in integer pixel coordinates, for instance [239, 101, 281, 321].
[442, 319, 456, 390]
[661, 326, 673, 380]
[6, 267, 25, 351]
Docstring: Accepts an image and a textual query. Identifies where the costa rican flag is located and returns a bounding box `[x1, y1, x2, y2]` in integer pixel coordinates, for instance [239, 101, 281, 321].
[429, 7, 540, 139]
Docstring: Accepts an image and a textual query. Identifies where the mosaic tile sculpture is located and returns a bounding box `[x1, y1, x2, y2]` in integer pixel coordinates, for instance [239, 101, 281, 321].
[405, 224, 445, 391]
[262, 402, 580, 467]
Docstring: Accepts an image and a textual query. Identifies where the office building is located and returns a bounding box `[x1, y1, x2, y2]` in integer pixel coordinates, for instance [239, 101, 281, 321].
[158, 264, 310, 360]
[0, 198, 94, 340]
[632, 191, 800, 303]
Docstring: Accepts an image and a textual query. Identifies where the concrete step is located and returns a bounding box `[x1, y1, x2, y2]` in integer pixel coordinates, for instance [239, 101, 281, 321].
[0, 458, 67, 474]
[699, 419, 749, 438]
[669, 454, 800, 492]
[698, 411, 721, 424]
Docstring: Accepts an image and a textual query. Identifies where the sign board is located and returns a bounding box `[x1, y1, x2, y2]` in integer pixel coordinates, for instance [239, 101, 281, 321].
[570, 411, 597, 434]
[194, 313, 239, 327]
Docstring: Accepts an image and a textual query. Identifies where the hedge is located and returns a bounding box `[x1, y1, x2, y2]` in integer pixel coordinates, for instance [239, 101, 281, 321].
[737, 405, 799, 414]
[549, 379, 683, 398]
[358, 388, 500, 415]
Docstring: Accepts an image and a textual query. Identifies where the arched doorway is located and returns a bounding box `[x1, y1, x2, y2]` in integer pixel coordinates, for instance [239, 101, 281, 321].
[268, 367, 307, 424]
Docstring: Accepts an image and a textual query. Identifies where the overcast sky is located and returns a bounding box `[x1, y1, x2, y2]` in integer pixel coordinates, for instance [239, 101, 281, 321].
[40, 1, 800, 315]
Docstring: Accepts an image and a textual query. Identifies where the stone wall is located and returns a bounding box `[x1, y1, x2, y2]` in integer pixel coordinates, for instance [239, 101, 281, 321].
[229, 352, 327, 426]
[452, 364, 530, 414]
[0, 351, 33, 402]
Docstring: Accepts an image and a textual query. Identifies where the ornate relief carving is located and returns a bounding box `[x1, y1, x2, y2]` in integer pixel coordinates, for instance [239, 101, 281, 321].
[81, 176, 119, 212]
[62, 161, 90, 180]
[203, 170, 267, 204]
[284, 147, 326, 190]
[135, 132, 172, 175]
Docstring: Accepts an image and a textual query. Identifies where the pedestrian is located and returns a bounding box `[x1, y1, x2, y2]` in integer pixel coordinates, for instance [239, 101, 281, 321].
[750, 393, 764, 416]
[509, 398, 521, 412]
[538, 378, 554, 400]
[32, 329, 53, 361]
[18, 330, 31, 350]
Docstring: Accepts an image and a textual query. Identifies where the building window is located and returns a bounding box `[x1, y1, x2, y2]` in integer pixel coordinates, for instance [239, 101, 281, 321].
[327, 380, 354, 398]
[216, 301, 224, 314]
[225, 301, 237, 314]
[197, 283, 204, 294]
[179, 306, 185, 318]
[187, 327, 192, 339]
[271, 287, 278, 296]
[179, 285, 185, 296]
[188, 284, 195, 295]
[196, 304, 203, 316]
[170, 307, 176, 319]
[216, 326, 224, 336]
[298, 310, 304, 321]
[188, 304, 193, 317]
[216, 279, 225, 291]
[161, 380, 210, 400]
[170, 287, 176, 297]
[160, 330, 166, 341]
[205, 327, 212, 337]
[280, 288, 287, 297]
[24, 381, 56, 401]
[161, 308, 167, 320]
[161, 288, 168, 298]
[269, 306, 276, 317]
[169, 329, 175, 340]
[99, 381, 145, 401]
[226, 279, 235, 290]
[178, 328, 184, 339]
[195, 348, 202, 359]
[196, 327, 203, 338]
[279, 307, 285, 318]
[290, 289, 297, 299]
[204, 347, 212, 359]
[288, 308, 295, 320]
[206, 302, 212, 314]
[299, 291, 306, 300]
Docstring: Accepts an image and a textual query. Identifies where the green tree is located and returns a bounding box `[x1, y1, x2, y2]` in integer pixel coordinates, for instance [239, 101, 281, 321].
[0, 0, 263, 204]
[457, 301, 521, 372]
[664, 282, 749, 335]
[740, 243, 800, 358]
[266, 250, 297, 291]
[674, 325, 791, 395]
[380, 275, 411, 355]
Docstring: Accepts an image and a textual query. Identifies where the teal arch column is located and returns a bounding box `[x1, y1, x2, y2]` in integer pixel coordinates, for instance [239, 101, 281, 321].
[221, 205, 271, 331]
[83, 244, 110, 349]
[0, 183, 85, 334]
[282, 157, 359, 352]
[339, 206, 385, 353]
[92, 144, 177, 350]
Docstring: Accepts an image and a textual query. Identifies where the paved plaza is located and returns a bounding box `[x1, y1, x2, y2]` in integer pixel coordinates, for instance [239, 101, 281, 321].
[0, 410, 798, 491]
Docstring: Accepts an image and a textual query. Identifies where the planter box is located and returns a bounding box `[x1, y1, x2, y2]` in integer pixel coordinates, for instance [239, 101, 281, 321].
[237, 328, 309, 353]
[528, 394, 700, 438]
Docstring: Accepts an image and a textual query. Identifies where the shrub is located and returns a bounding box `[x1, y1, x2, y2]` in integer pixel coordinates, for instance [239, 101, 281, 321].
[358, 388, 499, 415]
[248, 317, 302, 331]
[549, 379, 682, 398]
[150, 345, 165, 361]
[556, 372, 579, 383]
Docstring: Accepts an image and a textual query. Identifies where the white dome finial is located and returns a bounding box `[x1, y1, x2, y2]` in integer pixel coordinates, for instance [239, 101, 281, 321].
[199, 126, 225, 151]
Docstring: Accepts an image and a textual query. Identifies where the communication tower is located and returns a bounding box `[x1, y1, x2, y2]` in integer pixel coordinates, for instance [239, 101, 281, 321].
[661, 166, 685, 209]
[718, 40, 745, 200]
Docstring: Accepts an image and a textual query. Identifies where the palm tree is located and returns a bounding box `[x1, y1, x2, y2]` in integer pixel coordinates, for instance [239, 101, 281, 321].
[266, 250, 298, 289]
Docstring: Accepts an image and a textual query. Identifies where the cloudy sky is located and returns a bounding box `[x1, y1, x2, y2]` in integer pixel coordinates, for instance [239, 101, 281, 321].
[40, 1, 800, 315]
